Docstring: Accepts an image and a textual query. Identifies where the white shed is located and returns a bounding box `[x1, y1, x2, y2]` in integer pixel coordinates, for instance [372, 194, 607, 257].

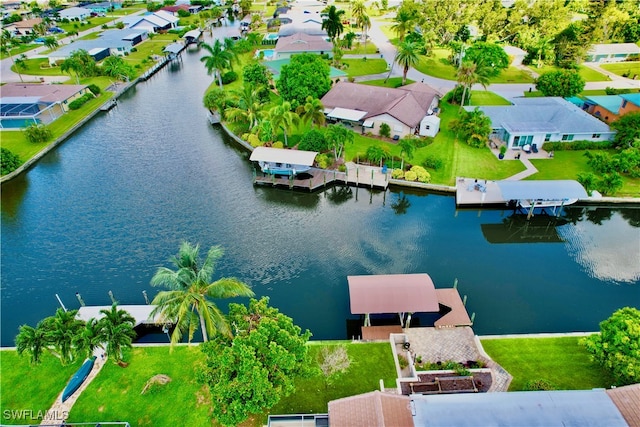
[419, 115, 440, 137]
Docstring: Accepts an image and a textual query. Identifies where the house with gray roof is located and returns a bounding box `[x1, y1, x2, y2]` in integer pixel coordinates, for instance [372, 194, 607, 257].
[58, 6, 92, 20]
[466, 97, 615, 151]
[0, 83, 90, 128]
[48, 28, 148, 65]
[321, 81, 442, 138]
[122, 11, 178, 33]
[586, 43, 640, 63]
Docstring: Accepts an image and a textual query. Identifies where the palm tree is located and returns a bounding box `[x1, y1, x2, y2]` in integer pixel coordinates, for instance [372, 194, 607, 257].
[322, 5, 345, 45]
[203, 87, 227, 120]
[15, 321, 48, 365]
[225, 83, 264, 130]
[73, 317, 102, 360]
[390, 9, 414, 42]
[97, 304, 136, 363]
[456, 60, 491, 111]
[1, 31, 24, 83]
[394, 41, 420, 85]
[268, 101, 299, 147]
[222, 37, 239, 69]
[358, 14, 371, 51]
[42, 308, 85, 365]
[325, 124, 354, 160]
[151, 242, 254, 345]
[351, 0, 366, 24]
[398, 138, 416, 171]
[200, 39, 232, 88]
[366, 145, 389, 167]
[43, 36, 58, 51]
[61, 56, 83, 85]
[298, 96, 325, 128]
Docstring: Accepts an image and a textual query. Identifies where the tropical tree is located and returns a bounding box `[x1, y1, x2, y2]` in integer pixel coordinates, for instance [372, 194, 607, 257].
[151, 242, 254, 345]
[101, 55, 134, 81]
[15, 321, 48, 365]
[610, 112, 640, 149]
[451, 108, 492, 148]
[60, 49, 97, 84]
[398, 137, 416, 170]
[358, 13, 371, 51]
[276, 53, 331, 109]
[203, 87, 228, 119]
[43, 36, 58, 51]
[366, 145, 389, 166]
[200, 39, 233, 88]
[222, 37, 239, 69]
[394, 41, 420, 85]
[1, 30, 23, 82]
[97, 304, 136, 363]
[462, 42, 509, 78]
[73, 317, 102, 360]
[456, 60, 491, 111]
[41, 308, 85, 365]
[268, 101, 299, 147]
[390, 8, 416, 42]
[535, 69, 585, 97]
[225, 83, 264, 130]
[351, 0, 366, 26]
[297, 96, 325, 128]
[322, 5, 345, 45]
[325, 124, 354, 161]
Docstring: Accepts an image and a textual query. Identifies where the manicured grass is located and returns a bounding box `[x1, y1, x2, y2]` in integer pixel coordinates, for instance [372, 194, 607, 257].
[346, 41, 379, 55]
[529, 150, 640, 197]
[13, 58, 67, 76]
[529, 64, 610, 82]
[360, 77, 411, 88]
[0, 44, 39, 60]
[0, 350, 82, 425]
[57, 17, 113, 34]
[469, 91, 512, 106]
[600, 61, 640, 78]
[413, 48, 457, 80]
[487, 66, 535, 83]
[69, 346, 210, 426]
[268, 342, 397, 418]
[342, 58, 387, 76]
[480, 336, 615, 391]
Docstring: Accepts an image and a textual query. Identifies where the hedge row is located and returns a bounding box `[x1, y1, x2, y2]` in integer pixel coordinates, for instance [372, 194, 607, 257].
[542, 140, 613, 151]
[68, 93, 95, 110]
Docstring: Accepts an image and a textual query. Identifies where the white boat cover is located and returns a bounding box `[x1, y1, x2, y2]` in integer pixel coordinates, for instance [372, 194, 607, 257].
[249, 147, 318, 166]
[497, 180, 588, 201]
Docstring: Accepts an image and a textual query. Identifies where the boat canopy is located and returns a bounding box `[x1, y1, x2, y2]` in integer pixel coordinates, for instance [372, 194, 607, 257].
[249, 147, 317, 166]
[183, 29, 201, 39]
[77, 305, 162, 327]
[496, 180, 588, 201]
[347, 274, 440, 315]
[163, 43, 183, 54]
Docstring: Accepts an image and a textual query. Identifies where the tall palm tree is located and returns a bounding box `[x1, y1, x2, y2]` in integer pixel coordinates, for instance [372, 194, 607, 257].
[456, 60, 491, 111]
[151, 242, 254, 345]
[1, 30, 24, 82]
[358, 14, 371, 50]
[222, 37, 239, 69]
[398, 138, 416, 171]
[42, 308, 85, 365]
[325, 124, 354, 160]
[322, 5, 345, 45]
[298, 96, 325, 128]
[268, 101, 299, 147]
[225, 83, 264, 130]
[97, 304, 136, 363]
[43, 36, 58, 51]
[15, 321, 48, 365]
[390, 9, 414, 42]
[351, 0, 366, 24]
[73, 317, 102, 360]
[394, 41, 420, 85]
[200, 39, 232, 88]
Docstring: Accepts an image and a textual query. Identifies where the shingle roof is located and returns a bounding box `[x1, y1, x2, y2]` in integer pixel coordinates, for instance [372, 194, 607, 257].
[328, 391, 413, 427]
[321, 82, 440, 127]
[468, 97, 613, 134]
[620, 93, 640, 107]
[584, 95, 624, 115]
[0, 83, 87, 104]
[274, 32, 331, 53]
[607, 383, 640, 427]
[589, 43, 640, 55]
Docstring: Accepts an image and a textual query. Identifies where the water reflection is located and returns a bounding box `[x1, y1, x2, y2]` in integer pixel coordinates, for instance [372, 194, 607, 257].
[391, 191, 411, 215]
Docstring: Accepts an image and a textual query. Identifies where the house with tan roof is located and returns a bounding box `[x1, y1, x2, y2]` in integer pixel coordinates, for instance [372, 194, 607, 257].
[0, 83, 90, 129]
[273, 32, 332, 60]
[6, 18, 42, 35]
[320, 81, 442, 138]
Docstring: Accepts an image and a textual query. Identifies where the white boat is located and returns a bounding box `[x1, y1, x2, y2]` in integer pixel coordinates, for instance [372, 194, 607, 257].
[249, 147, 318, 176]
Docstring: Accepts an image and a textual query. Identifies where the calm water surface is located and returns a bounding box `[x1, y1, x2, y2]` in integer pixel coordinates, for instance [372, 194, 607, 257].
[1, 38, 639, 346]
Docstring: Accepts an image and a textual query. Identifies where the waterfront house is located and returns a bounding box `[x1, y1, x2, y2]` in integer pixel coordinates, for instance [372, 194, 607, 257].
[85, 2, 123, 14]
[320, 82, 441, 138]
[583, 93, 640, 124]
[466, 97, 615, 151]
[48, 29, 147, 65]
[586, 43, 640, 63]
[123, 11, 178, 33]
[273, 32, 332, 60]
[58, 6, 92, 20]
[161, 4, 202, 15]
[0, 83, 90, 128]
[7, 18, 42, 35]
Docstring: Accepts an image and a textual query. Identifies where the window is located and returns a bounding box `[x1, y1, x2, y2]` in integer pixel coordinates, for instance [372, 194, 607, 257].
[513, 135, 533, 147]
[545, 134, 551, 142]
[561, 134, 574, 141]
[592, 133, 601, 138]
[622, 100, 628, 108]
[425, 125, 430, 130]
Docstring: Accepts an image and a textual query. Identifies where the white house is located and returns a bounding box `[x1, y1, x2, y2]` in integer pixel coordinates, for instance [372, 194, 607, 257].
[586, 43, 640, 63]
[467, 97, 615, 151]
[321, 82, 441, 138]
[58, 6, 92, 20]
[123, 11, 178, 33]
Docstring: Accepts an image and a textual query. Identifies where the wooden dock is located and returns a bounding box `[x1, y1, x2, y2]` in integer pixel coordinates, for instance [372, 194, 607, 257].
[434, 289, 472, 328]
[362, 325, 403, 341]
[455, 177, 507, 207]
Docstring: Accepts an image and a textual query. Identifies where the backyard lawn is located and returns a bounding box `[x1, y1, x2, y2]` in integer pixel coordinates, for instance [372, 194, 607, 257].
[529, 64, 610, 82]
[600, 61, 640, 78]
[0, 351, 83, 425]
[469, 91, 511, 106]
[342, 58, 387, 76]
[480, 336, 615, 391]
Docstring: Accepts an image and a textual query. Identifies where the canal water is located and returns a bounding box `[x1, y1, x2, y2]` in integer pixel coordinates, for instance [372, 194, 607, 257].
[1, 37, 639, 347]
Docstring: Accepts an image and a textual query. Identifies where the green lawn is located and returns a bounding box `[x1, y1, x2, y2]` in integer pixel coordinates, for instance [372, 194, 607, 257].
[480, 336, 615, 391]
[0, 351, 83, 425]
[529, 150, 640, 197]
[57, 17, 113, 34]
[342, 58, 387, 76]
[1, 44, 39, 60]
[346, 41, 379, 55]
[69, 346, 210, 426]
[529, 64, 610, 82]
[469, 91, 511, 106]
[600, 61, 640, 78]
[360, 77, 411, 88]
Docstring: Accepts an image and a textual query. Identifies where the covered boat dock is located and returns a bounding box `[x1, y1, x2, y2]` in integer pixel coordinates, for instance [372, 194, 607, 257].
[496, 180, 588, 218]
[77, 304, 164, 327]
[250, 146, 318, 176]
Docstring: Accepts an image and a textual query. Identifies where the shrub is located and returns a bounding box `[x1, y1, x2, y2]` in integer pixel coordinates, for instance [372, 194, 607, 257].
[454, 365, 471, 377]
[524, 379, 557, 391]
[404, 170, 417, 181]
[272, 141, 284, 148]
[298, 129, 328, 152]
[244, 133, 263, 147]
[379, 123, 391, 138]
[22, 123, 52, 143]
[338, 164, 346, 172]
[1, 148, 22, 175]
[397, 354, 409, 369]
[542, 141, 613, 151]
[391, 168, 404, 179]
[68, 93, 94, 110]
[410, 165, 431, 183]
[422, 156, 443, 171]
[315, 153, 332, 168]
[221, 71, 238, 85]
[87, 84, 101, 95]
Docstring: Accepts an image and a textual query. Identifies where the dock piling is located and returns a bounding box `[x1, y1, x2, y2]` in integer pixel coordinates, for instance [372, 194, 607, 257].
[453, 278, 458, 289]
[108, 290, 116, 304]
[55, 293, 67, 312]
[143, 290, 149, 305]
[75, 292, 86, 307]
[470, 312, 476, 324]
[463, 295, 467, 306]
